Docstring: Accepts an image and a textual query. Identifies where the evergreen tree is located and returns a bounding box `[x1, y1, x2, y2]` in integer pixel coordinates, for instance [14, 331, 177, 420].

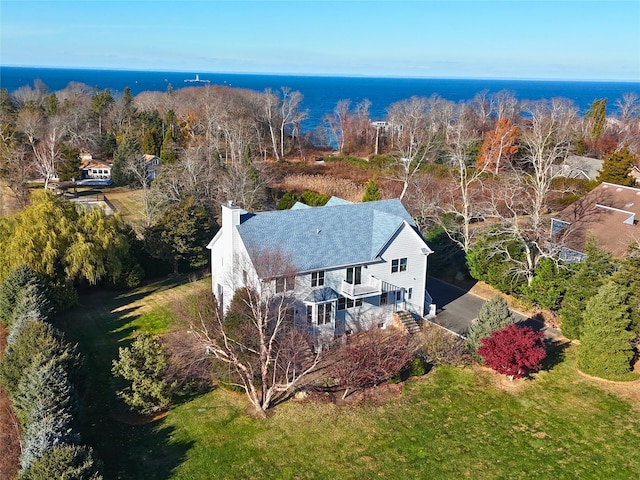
[299, 190, 329, 206]
[112, 332, 174, 415]
[466, 228, 527, 294]
[160, 129, 178, 163]
[585, 97, 607, 140]
[9, 282, 53, 330]
[596, 145, 638, 187]
[0, 265, 50, 328]
[521, 258, 576, 311]
[578, 281, 636, 380]
[559, 240, 616, 339]
[56, 144, 81, 181]
[362, 178, 382, 202]
[0, 88, 16, 114]
[611, 255, 640, 336]
[467, 295, 516, 355]
[144, 198, 218, 275]
[20, 405, 77, 470]
[277, 192, 299, 210]
[45, 93, 59, 116]
[18, 445, 103, 480]
[90, 89, 113, 136]
[98, 132, 117, 157]
[111, 131, 142, 186]
[0, 317, 79, 396]
[13, 359, 76, 427]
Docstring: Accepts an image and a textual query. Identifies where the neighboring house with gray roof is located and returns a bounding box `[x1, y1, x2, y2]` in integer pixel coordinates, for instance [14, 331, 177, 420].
[207, 198, 434, 346]
[552, 155, 603, 181]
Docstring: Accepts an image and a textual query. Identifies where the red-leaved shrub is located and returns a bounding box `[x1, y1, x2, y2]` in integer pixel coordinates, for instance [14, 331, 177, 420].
[477, 324, 546, 379]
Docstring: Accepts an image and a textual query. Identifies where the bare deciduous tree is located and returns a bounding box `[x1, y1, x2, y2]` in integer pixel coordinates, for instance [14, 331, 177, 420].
[517, 98, 577, 234]
[326, 99, 351, 154]
[189, 250, 321, 417]
[31, 126, 64, 189]
[387, 95, 453, 199]
[278, 87, 307, 159]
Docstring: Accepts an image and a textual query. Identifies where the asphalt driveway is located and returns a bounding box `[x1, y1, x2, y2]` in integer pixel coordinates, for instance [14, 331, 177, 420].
[426, 277, 527, 337]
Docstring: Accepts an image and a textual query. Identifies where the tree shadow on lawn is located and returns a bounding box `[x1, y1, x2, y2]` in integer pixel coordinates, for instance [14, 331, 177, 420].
[540, 338, 571, 373]
[515, 316, 571, 374]
[88, 415, 193, 480]
[56, 278, 196, 479]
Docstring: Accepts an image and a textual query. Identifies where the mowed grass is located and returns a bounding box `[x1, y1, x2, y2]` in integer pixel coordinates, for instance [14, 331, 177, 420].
[57, 278, 640, 480]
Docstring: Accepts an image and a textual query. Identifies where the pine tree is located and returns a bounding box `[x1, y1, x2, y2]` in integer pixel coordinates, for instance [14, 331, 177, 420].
[13, 359, 76, 427]
[559, 240, 616, 339]
[578, 281, 635, 380]
[0, 265, 50, 328]
[20, 406, 77, 470]
[56, 144, 81, 181]
[521, 258, 576, 311]
[467, 296, 516, 355]
[611, 255, 640, 336]
[111, 131, 142, 186]
[18, 445, 103, 480]
[362, 178, 382, 202]
[596, 145, 638, 187]
[585, 98, 607, 140]
[144, 198, 218, 275]
[112, 332, 174, 415]
[0, 317, 79, 396]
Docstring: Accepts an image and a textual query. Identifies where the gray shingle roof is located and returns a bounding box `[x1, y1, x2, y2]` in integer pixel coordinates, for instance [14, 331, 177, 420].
[237, 199, 418, 274]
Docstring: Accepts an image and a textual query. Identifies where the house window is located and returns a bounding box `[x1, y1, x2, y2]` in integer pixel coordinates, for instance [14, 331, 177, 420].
[396, 290, 403, 302]
[408, 288, 413, 300]
[346, 266, 362, 285]
[391, 258, 407, 273]
[306, 305, 313, 325]
[275, 276, 295, 293]
[380, 293, 388, 305]
[311, 271, 325, 287]
[337, 296, 362, 310]
[317, 303, 332, 325]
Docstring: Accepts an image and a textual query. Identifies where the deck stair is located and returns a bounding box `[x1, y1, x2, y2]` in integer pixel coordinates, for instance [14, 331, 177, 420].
[392, 311, 421, 335]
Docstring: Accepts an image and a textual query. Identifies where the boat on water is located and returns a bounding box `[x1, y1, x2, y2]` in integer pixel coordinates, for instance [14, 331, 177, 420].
[184, 74, 211, 84]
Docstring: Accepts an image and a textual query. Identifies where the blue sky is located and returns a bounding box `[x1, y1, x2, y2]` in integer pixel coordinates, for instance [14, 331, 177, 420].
[2, 1, 639, 81]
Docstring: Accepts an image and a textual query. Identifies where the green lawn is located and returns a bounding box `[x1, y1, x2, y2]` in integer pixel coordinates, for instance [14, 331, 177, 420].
[57, 278, 640, 480]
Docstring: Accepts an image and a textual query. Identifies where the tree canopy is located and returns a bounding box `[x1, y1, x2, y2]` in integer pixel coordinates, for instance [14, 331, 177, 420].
[0, 191, 142, 300]
[578, 281, 636, 380]
[466, 295, 516, 356]
[596, 145, 638, 187]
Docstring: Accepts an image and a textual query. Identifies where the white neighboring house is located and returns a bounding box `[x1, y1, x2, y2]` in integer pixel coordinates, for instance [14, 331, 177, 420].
[80, 154, 112, 180]
[207, 197, 435, 345]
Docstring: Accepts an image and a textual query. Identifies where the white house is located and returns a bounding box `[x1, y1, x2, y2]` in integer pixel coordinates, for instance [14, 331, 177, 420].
[80, 155, 112, 180]
[207, 197, 435, 345]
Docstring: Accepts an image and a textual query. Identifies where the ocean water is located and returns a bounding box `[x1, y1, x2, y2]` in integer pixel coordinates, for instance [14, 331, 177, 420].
[1, 66, 639, 131]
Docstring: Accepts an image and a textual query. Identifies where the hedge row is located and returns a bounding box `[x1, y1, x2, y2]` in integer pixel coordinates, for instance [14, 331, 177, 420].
[0, 266, 103, 479]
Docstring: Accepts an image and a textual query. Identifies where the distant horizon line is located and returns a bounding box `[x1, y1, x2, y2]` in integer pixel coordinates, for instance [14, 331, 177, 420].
[2, 64, 639, 85]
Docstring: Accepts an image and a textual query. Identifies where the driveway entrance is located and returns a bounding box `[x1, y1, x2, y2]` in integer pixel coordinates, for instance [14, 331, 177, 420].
[426, 277, 527, 337]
